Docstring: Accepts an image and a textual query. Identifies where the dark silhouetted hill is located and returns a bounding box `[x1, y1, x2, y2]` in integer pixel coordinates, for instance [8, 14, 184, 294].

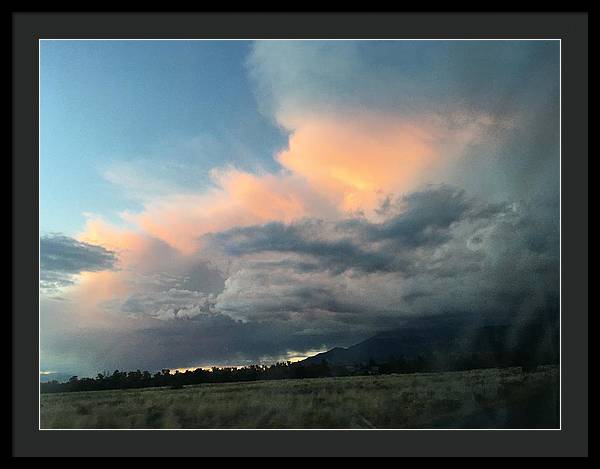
[301, 319, 558, 370]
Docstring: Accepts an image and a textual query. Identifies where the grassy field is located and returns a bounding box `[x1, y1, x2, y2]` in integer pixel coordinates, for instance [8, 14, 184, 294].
[40, 365, 559, 429]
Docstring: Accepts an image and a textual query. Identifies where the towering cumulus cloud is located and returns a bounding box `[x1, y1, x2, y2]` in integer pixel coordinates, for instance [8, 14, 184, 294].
[40, 41, 560, 376]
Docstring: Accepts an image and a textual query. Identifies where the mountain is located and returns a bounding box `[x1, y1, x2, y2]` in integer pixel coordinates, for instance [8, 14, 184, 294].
[300, 319, 559, 369]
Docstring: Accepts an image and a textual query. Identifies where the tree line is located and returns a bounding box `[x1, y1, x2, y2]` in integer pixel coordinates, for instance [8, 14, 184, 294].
[40, 361, 333, 393]
[40, 349, 553, 394]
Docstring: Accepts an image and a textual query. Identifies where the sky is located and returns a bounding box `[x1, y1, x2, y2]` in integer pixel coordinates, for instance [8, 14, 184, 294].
[40, 40, 560, 378]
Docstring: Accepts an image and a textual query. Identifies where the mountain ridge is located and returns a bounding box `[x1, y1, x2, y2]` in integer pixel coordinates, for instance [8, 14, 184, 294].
[300, 319, 558, 369]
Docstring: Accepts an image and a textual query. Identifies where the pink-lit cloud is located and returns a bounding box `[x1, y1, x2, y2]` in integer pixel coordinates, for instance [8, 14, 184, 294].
[89, 111, 504, 257]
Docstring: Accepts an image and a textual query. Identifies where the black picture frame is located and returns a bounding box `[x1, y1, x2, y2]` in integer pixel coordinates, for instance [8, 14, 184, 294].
[12, 12, 588, 457]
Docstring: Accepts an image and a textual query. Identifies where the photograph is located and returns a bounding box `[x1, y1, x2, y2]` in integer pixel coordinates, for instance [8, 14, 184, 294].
[38, 38, 561, 430]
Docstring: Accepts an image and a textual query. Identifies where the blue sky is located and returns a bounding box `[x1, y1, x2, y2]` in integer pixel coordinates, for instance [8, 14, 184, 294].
[40, 40, 287, 235]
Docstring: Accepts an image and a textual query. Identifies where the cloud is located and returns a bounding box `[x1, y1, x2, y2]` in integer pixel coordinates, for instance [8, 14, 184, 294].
[210, 219, 394, 275]
[40, 301, 363, 376]
[41, 234, 117, 272]
[62, 214, 227, 321]
[40, 234, 118, 292]
[248, 41, 557, 127]
[209, 186, 506, 273]
[210, 186, 558, 326]
[106, 288, 218, 321]
[105, 111, 500, 256]
[249, 40, 559, 205]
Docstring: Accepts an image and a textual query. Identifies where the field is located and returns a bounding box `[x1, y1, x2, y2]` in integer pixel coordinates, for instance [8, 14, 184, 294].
[40, 365, 559, 429]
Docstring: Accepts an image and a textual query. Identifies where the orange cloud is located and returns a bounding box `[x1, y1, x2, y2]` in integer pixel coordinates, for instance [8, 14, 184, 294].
[121, 170, 316, 254]
[81, 112, 495, 257]
[277, 115, 440, 213]
[78, 216, 152, 268]
[73, 270, 130, 310]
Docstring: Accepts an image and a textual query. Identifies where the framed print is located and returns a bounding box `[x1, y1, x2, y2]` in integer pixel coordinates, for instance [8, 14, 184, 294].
[12, 11, 588, 457]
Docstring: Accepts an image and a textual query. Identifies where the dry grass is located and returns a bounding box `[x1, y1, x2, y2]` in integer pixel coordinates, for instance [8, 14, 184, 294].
[40, 365, 559, 429]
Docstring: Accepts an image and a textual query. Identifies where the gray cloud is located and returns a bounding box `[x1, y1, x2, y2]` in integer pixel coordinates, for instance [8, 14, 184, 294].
[40, 234, 118, 292]
[211, 219, 394, 275]
[249, 41, 559, 126]
[106, 288, 218, 321]
[209, 186, 514, 275]
[209, 185, 558, 327]
[40, 303, 361, 376]
[101, 260, 226, 321]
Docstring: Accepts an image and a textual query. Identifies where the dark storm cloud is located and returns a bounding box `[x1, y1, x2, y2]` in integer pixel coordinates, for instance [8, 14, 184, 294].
[211, 219, 393, 274]
[40, 306, 365, 376]
[210, 185, 559, 326]
[209, 186, 512, 275]
[362, 186, 477, 246]
[40, 234, 118, 292]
